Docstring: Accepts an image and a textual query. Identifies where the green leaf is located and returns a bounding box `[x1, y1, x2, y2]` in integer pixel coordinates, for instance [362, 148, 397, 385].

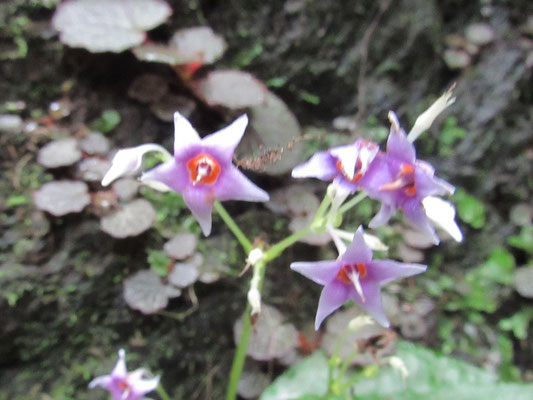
[147, 250, 171, 277]
[476, 247, 515, 285]
[260, 351, 329, 400]
[498, 309, 533, 340]
[6, 194, 29, 207]
[453, 189, 486, 229]
[507, 226, 533, 254]
[352, 341, 533, 400]
[91, 109, 121, 133]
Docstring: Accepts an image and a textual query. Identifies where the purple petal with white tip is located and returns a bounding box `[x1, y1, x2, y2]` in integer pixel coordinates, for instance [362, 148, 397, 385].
[290, 260, 341, 285]
[128, 370, 160, 398]
[291, 150, 337, 180]
[111, 349, 127, 378]
[403, 201, 439, 245]
[315, 282, 350, 330]
[88, 375, 112, 389]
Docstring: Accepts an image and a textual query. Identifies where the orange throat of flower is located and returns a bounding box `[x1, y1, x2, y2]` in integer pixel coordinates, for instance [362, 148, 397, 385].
[336, 158, 364, 183]
[336, 263, 367, 284]
[187, 154, 221, 186]
[379, 162, 417, 196]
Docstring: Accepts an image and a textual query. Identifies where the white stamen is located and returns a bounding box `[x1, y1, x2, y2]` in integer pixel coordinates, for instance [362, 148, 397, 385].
[350, 270, 366, 303]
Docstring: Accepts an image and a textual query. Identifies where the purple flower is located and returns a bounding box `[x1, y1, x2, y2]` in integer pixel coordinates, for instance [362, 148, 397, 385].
[290, 226, 426, 329]
[138, 112, 269, 236]
[292, 139, 380, 194]
[89, 349, 160, 400]
[362, 112, 456, 244]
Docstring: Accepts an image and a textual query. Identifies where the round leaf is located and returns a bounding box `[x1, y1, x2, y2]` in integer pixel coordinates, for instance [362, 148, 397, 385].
[100, 199, 156, 238]
[194, 70, 267, 109]
[52, 0, 172, 53]
[124, 270, 181, 314]
[37, 138, 81, 168]
[34, 180, 90, 216]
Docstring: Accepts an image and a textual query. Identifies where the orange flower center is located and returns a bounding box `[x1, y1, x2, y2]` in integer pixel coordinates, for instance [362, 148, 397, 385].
[117, 380, 130, 391]
[336, 263, 367, 284]
[336, 158, 364, 183]
[379, 162, 417, 196]
[186, 154, 221, 186]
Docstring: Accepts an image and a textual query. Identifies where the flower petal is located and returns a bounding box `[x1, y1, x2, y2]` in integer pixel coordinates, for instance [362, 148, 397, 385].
[330, 144, 358, 181]
[369, 203, 396, 228]
[291, 151, 337, 180]
[353, 281, 389, 327]
[111, 349, 127, 379]
[127, 369, 160, 398]
[88, 374, 112, 389]
[315, 282, 350, 330]
[341, 226, 373, 263]
[368, 260, 427, 284]
[183, 188, 215, 236]
[290, 260, 341, 285]
[408, 88, 456, 142]
[214, 166, 269, 202]
[422, 196, 463, 242]
[403, 200, 439, 245]
[202, 114, 248, 162]
[102, 144, 169, 186]
[141, 160, 188, 194]
[386, 112, 416, 164]
[174, 111, 201, 156]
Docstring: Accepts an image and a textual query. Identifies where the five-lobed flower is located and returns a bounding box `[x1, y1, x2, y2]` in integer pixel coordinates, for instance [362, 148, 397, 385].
[89, 349, 160, 400]
[102, 112, 270, 236]
[291, 226, 427, 329]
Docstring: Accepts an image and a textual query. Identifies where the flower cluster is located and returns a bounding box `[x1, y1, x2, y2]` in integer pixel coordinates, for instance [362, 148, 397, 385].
[291, 89, 462, 329]
[293, 110, 461, 245]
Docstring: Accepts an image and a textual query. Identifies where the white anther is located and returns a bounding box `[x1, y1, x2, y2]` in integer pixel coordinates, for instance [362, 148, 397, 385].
[350, 270, 366, 303]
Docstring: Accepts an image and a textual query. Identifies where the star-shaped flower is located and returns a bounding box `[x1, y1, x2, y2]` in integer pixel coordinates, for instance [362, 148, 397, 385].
[290, 226, 427, 329]
[89, 349, 160, 400]
[292, 139, 380, 195]
[103, 112, 269, 236]
[362, 112, 459, 244]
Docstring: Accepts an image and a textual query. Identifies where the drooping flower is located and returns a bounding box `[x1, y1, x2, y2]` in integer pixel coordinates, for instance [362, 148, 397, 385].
[89, 349, 160, 400]
[102, 144, 171, 187]
[291, 226, 426, 329]
[362, 112, 459, 244]
[292, 139, 380, 195]
[102, 112, 269, 236]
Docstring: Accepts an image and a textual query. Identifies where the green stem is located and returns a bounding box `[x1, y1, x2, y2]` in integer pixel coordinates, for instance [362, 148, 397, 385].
[156, 384, 171, 400]
[214, 201, 253, 253]
[338, 191, 367, 215]
[263, 225, 313, 262]
[225, 261, 267, 400]
[313, 192, 333, 224]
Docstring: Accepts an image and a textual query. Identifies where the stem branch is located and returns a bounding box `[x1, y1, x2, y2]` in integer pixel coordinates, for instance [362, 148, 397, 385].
[214, 201, 253, 253]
